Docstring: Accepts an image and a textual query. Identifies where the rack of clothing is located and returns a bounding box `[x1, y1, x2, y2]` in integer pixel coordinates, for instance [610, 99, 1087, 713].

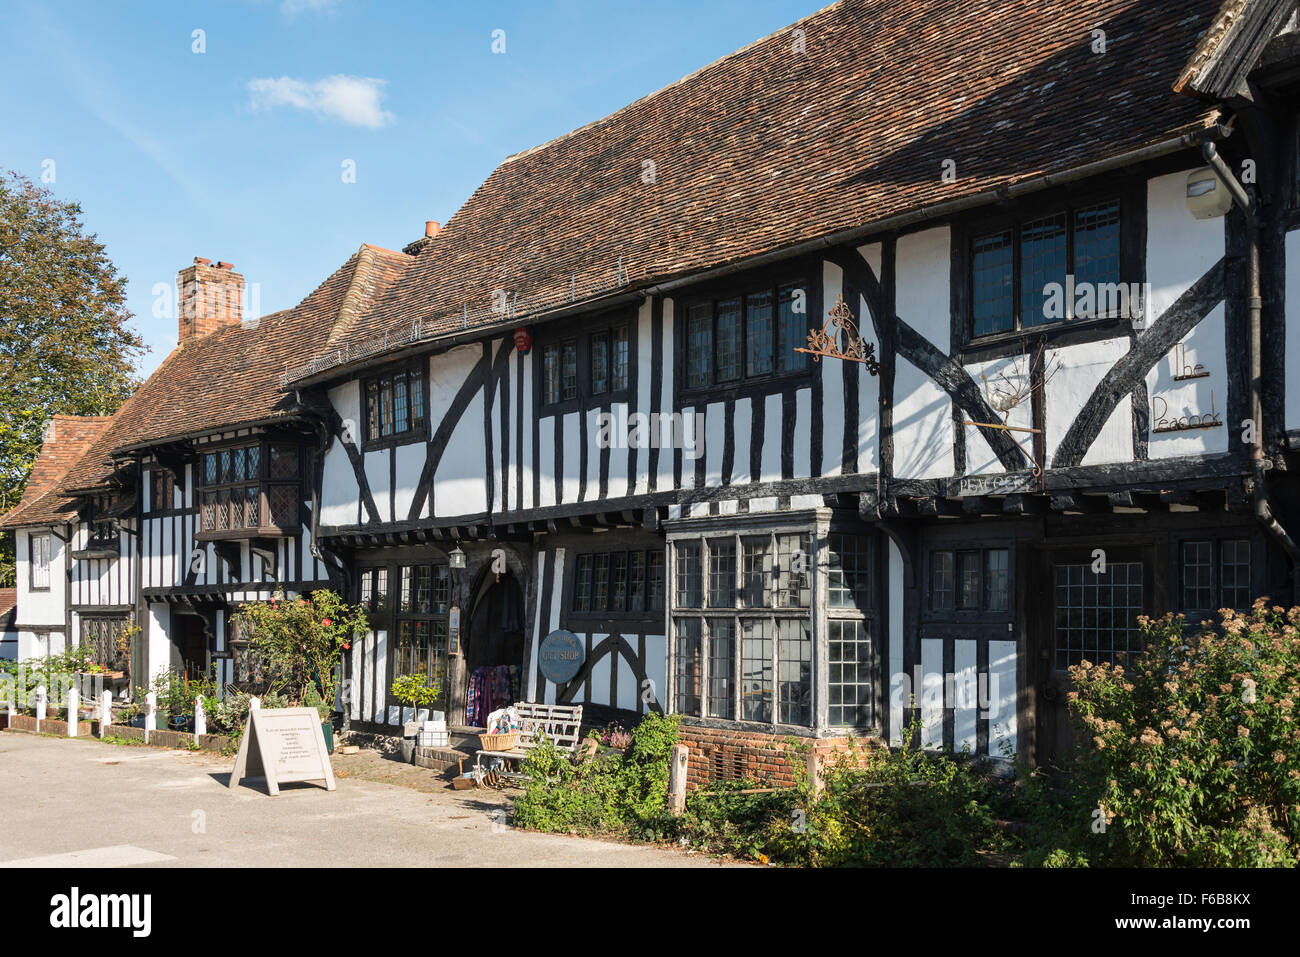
[466, 664, 521, 728]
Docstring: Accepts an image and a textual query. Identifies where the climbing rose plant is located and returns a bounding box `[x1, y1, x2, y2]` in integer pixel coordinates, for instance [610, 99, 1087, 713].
[233, 590, 367, 710]
[1068, 600, 1300, 867]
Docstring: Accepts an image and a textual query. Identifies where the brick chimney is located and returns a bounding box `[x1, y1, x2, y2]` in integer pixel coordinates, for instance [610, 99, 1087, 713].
[177, 257, 244, 342]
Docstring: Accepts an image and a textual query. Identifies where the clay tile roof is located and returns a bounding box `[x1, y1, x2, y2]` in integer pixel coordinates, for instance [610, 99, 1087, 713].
[1174, 0, 1295, 100]
[46, 245, 412, 497]
[0, 588, 16, 634]
[0, 415, 114, 529]
[297, 0, 1224, 378]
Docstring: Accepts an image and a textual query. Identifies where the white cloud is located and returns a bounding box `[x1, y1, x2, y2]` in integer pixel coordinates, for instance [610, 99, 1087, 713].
[281, 0, 340, 14]
[247, 75, 394, 129]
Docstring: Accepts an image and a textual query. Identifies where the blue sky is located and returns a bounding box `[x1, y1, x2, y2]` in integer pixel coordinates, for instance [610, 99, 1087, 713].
[0, 0, 820, 379]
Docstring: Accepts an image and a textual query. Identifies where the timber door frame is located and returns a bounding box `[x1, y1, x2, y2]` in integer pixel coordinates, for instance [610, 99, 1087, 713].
[1026, 540, 1160, 770]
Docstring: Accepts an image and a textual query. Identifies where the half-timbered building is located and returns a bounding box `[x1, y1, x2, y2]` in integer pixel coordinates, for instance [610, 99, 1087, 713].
[7, 0, 1300, 781]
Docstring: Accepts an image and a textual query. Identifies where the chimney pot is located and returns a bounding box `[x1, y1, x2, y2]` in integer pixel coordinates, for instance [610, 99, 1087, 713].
[217, 261, 234, 270]
[425, 221, 441, 237]
[194, 257, 211, 266]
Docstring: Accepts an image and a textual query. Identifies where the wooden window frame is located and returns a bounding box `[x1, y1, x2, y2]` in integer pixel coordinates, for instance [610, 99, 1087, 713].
[85, 494, 122, 554]
[149, 468, 178, 515]
[952, 178, 1146, 357]
[1175, 534, 1260, 616]
[669, 528, 816, 730]
[389, 561, 453, 704]
[81, 615, 132, 674]
[568, 547, 665, 620]
[676, 271, 814, 401]
[362, 363, 429, 451]
[196, 438, 305, 540]
[923, 545, 1014, 623]
[537, 308, 637, 414]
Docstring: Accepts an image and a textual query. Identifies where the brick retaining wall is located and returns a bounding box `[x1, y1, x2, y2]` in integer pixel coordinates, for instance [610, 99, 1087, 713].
[677, 724, 885, 790]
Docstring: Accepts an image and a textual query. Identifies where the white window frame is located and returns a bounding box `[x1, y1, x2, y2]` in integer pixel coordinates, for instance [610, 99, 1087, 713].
[30, 533, 52, 591]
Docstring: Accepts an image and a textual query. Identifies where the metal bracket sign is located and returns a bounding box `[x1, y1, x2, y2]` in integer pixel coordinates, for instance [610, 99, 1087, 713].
[949, 471, 1037, 498]
[538, 629, 585, 685]
[448, 605, 461, 656]
[228, 707, 335, 796]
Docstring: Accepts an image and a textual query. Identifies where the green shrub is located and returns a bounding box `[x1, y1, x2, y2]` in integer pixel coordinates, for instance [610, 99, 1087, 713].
[1068, 602, 1300, 867]
[513, 711, 681, 836]
[754, 732, 1009, 867]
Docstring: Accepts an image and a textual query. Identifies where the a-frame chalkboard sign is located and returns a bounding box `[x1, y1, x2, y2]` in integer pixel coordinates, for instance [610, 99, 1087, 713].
[227, 707, 336, 795]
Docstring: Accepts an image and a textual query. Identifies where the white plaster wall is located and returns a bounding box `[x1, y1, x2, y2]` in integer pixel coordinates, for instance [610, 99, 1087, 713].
[428, 344, 488, 518]
[392, 442, 424, 520]
[633, 299, 654, 496]
[645, 633, 667, 714]
[1146, 169, 1225, 322]
[654, 300, 676, 492]
[857, 292, 880, 473]
[17, 630, 64, 660]
[14, 527, 66, 627]
[146, 602, 171, 686]
[1045, 338, 1133, 467]
[436, 390, 487, 518]
[892, 226, 954, 479]
[963, 354, 1035, 474]
[888, 539, 904, 748]
[704, 401, 724, 487]
[896, 226, 950, 352]
[893, 357, 954, 478]
[821, 260, 846, 477]
[364, 449, 391, 522]
[321, 380, 361, 526]
[561, 411, 580, 503]
[1286, 230, 1300, 433]
[538, 416, 556, 508]
[1145, 302, 1229, 458]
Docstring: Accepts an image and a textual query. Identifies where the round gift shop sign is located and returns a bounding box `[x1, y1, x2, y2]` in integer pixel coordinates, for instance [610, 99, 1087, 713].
[538, 629, 585, 685]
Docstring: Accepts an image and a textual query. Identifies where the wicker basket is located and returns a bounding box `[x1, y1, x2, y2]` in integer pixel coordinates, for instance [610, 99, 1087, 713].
[479, 731, 519, 751]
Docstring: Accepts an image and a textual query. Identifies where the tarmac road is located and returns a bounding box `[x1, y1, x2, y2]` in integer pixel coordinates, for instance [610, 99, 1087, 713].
[0, 732, 737, 868]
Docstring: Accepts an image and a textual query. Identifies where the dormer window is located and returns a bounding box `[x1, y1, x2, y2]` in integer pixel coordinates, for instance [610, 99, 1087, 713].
[364, 365, 427, 448]
[198, 440, 304, 538]
[83, 494, 124, 556]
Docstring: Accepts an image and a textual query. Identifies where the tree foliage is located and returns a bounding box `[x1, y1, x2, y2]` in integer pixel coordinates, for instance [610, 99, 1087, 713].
[0, 170, 145, 583]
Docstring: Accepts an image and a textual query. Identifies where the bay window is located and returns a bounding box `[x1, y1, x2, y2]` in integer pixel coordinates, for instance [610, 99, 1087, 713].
[199, 440, 305, 537]
[671, 530, 812, 728]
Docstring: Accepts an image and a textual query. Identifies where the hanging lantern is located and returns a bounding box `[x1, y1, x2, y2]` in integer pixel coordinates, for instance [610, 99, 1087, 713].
[513, 327, 534, 354]
[449, 545, 468, 570]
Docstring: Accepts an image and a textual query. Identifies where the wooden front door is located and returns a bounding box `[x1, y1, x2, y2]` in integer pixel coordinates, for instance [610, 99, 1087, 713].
[178, 615, 209, 681]
[1029, 544, 1155, 770]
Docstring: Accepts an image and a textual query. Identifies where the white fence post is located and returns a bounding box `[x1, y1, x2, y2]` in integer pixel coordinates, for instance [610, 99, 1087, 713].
[99, 690, 113, 738]
[249, 696, 261, 711]
[34, 683, 46, 732]
[194, 697, 206, 737]
[66, 687, 79, 737]
[144, 691, 157, 743]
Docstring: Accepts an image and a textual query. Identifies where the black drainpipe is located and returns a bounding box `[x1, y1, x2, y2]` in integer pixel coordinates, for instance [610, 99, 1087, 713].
[1202, 141, 1300, 598]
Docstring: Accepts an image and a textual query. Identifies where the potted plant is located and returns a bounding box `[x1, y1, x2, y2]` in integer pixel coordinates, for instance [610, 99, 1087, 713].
[233, 589, 367, 745]
[390, 673, 440, 763]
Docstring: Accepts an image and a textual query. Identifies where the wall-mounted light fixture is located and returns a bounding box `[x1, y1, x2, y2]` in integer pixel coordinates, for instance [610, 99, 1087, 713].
[449, 545, 467, 570]
[1186, 167, 1232, 220]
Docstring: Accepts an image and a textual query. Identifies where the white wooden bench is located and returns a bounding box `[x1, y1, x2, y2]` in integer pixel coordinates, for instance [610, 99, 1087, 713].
[473, 702, 583, 781]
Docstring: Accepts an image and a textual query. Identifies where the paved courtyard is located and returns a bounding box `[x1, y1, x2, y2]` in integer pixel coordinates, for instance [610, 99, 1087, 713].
[0, 732, 736, 868]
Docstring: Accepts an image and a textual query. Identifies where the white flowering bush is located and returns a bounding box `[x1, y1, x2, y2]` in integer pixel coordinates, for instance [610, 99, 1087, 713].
[1069, 600, 1300, 866]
